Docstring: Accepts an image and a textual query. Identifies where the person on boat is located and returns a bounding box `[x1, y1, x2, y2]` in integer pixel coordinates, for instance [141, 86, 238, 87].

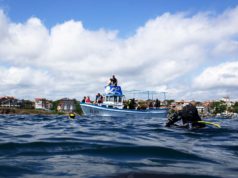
[127, 98, 136, 109]
[154, 99, 161, 108]
[98, 95, 103, 103]
[165, 102, 205, 129]
[85, 96, 91, 104]
[148, 101, 154, 109]
[81, 96, 86, 103]
[136, 103, 141, 110]
[108, 75, 118, 86]
[95, 93, 100, 103]
[95, 93, 103, 104]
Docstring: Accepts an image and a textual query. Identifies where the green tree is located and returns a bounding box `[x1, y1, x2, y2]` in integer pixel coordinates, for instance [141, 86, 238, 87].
[22, 100, 34, 109]
[232, 102, 238, 113]
[74, 100, 83, 115]
[211, 101, 227, 114]
[52, 100, 60, 112]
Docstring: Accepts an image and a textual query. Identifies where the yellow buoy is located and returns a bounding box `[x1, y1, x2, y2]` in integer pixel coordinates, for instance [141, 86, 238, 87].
[69, 113, 76, 119]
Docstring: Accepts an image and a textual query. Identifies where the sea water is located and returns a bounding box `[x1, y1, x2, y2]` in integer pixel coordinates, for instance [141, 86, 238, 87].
[0, 114, 237, 178]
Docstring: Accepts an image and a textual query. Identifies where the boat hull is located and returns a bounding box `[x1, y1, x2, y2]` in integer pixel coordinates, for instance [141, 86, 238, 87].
[80, 103, 168, 117]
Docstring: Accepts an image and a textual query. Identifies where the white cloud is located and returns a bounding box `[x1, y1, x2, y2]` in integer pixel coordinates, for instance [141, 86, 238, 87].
[193, 61, 238, 89]
[0, 67, 52, 86]
[0, 66, 55, 99]
[0, 7, 238, 100]
[0, 17, 48, 63]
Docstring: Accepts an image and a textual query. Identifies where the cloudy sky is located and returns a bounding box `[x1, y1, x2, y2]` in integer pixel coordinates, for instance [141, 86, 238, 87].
[0, 0, 238, 101]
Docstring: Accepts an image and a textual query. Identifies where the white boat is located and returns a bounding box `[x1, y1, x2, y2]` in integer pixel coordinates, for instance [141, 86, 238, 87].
[80, 85, 168, 117]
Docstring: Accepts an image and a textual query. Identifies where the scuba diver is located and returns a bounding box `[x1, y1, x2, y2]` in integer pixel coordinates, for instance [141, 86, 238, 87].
[165, 102, 206, 129]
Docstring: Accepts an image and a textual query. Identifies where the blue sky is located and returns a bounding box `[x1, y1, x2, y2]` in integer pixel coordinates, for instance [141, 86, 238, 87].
[1, 0, 238, 37]
[0, 0, 238, 100]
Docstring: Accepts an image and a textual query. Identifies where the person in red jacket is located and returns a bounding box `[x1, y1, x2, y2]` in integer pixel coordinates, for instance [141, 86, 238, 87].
[85, 96, 91, 104]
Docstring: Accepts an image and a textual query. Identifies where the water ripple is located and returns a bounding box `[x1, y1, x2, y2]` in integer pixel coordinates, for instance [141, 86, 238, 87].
[0, 114, 237, 178]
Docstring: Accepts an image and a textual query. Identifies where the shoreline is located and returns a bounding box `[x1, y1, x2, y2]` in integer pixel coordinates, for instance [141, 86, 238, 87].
[0, 107, 66, 115]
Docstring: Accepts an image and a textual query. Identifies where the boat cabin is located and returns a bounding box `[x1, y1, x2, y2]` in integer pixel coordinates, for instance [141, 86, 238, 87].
[102, 94, 125, 109]
[101, 86, 125, 109]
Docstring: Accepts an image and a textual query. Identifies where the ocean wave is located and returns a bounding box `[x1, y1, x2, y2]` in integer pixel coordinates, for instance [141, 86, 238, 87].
[0, 115, 238, 178]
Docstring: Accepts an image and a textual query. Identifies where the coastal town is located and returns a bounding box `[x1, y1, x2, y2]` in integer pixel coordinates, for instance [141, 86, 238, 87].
[0, 95, 238, 118]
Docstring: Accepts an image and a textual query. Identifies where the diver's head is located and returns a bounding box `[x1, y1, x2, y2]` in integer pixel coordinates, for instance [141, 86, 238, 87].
[170, 103, 176, 109]
[170, 104, 182, 111]
[190, 101, 197, 106]
[176, 105, 183, 111]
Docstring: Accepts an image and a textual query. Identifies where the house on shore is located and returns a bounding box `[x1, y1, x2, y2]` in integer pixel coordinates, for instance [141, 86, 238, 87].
[57, 98, 76, 112]
[20, 100, 34, 109]
[221, 96, 234, 107]
[0, 96, 21, 108]
[35, 98, 53, 110]
[35, 98, 47, 109]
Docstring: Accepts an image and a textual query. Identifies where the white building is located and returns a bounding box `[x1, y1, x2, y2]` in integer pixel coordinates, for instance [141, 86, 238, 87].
[221, 96, 234, 107]
[35, 98, 47, 109]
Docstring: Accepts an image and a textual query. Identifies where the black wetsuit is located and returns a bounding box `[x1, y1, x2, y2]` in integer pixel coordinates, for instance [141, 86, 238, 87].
[166, 104, 205, 129]
[154, 99, 160, 108]
[128, 99, 136, 109]
[111, 77, 117, 86]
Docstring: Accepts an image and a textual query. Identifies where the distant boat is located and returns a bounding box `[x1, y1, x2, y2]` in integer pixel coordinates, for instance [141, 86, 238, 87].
[80, 85, 168, 117]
